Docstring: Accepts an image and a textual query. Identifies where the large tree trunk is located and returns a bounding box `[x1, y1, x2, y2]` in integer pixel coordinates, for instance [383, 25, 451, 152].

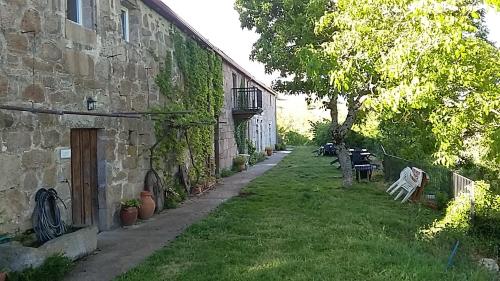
[328, 95, 363, 188]
[336, 142, 353, 186]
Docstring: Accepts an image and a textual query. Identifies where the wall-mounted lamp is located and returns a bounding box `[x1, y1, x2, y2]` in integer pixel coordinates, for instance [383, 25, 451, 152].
[86, 97, 97, 111]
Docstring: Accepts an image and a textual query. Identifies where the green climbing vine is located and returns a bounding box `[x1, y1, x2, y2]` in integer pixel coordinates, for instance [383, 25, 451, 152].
[235, 120, 248, 154]
[153, 30, 224, 187]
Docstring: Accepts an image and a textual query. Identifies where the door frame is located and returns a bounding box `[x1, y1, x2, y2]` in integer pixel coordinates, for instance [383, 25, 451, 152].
[70, 128, 99, 227]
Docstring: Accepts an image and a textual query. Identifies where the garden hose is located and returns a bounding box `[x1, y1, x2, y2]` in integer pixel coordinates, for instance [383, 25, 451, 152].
[32, 188, 67, 243]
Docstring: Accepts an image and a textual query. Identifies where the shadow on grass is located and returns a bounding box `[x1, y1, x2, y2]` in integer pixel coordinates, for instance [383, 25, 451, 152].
[116, 147, 495, 281]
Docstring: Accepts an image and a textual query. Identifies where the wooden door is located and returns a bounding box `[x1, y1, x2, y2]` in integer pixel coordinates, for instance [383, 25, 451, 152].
[71, 129, 98, 226]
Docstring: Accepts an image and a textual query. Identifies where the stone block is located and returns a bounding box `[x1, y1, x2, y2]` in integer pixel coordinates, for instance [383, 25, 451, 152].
[40, 42, 62, 62]
[95, 60, 110, 80]
[0, 155, 22, 191]
[22, 149, 53, 169]
[5, 131, 32, 152]
[119, 80, 133, 96]
[42, 130, 60, 149]
[22, 57, 55, 72]
[21, 8, 41, 33]
[122, 156, 138, 170]
[6, 33, 28, 53]
[102, 16, 117, 32]
[63, 49, 95, 78]
[64, 19, 97, 46]
[142, 14, 149, 28]
[0, 75, 8, 96]
[22, 84, 45, 103]
[0, 226, 98, 272]
[0, 112, 14, 128]
[23, 171, 39, 191]
[125, 63, 136, 80]
[42, 166, 57, 187]
[45, 15, 62, 34]
[479, 258, 499, 272]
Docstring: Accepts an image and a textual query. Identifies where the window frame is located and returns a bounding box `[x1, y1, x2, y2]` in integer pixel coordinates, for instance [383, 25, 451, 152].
[68, 0, 83, 25]
[120, 7, 130, 42]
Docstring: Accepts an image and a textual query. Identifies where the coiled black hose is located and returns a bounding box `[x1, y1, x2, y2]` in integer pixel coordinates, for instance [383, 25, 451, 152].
[32, 188, 67, 243]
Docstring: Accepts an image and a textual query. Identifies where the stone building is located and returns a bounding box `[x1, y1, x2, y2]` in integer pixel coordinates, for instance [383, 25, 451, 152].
[0, 0, 277, 234]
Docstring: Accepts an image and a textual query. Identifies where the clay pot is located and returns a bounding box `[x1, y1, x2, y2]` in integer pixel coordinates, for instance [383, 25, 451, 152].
[120, 207, 138, 226]
[138, 191, 155, 220]
[266, 149, 273, 156]
[238, 164, 245, 172]
[0, 272, 6, 281]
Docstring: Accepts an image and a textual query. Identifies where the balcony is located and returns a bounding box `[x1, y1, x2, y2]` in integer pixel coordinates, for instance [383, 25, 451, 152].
[232, 87, 263, 120]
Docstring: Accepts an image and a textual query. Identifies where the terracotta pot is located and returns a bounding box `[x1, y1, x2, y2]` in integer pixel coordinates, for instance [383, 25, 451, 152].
[238, 164, 245, 172]
[266, 149, 273, 156]
[120, 207, 138, 226]
[139, 191, 155, 220]
[0, 272, 6, 281]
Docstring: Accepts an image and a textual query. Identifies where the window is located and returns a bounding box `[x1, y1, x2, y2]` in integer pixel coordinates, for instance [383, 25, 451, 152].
[120, 8, 129, 42]
[232, 73, 237, 89]
[67, 0, 82, 25]
[67, 0, 95, 29]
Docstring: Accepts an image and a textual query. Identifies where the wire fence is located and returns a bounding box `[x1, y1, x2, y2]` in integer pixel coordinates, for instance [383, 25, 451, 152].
[382, 147, 475, 202]
[383, 153, 452, 198]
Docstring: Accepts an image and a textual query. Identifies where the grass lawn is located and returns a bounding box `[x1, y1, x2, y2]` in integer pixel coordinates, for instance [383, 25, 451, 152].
[117, 147, 494, 281]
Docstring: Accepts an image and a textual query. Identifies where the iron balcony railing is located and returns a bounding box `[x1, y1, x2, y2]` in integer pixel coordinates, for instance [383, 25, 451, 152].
[232, 87, 263, 111]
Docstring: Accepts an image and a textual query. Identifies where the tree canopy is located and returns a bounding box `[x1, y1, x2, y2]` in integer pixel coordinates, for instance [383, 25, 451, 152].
[236, 0, 499, 187]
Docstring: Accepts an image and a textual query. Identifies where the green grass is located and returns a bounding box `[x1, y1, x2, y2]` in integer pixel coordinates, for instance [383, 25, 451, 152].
[8, 254, 73, 281]
[117, 147, 494, 281]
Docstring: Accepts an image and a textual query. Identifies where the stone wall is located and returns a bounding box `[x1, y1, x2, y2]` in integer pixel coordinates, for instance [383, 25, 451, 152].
[248, 82, 277, 152]
[217, 63, 278, 171]
[0, 0, 177, 233]
[0, 0, 277, 234]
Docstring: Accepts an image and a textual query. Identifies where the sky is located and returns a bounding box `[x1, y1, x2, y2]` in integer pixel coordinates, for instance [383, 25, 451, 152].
[162, 0, 499, 103]
[162, 0, 278, 85]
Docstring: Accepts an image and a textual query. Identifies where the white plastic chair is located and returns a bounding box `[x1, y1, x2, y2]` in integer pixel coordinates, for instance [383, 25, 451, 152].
[386, 167, 412, 194]
[393, 168, 424, 203]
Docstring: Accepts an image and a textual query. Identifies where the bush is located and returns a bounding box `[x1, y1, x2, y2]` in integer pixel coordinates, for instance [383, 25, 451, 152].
[283, 131, 310, 146]
[473, 181, 500, 239]
[165, 183, 187, 209]
[246, 140, 256, 156]
[220, 169, 236, 178]
[233, 155, 246, 166]
[275, 143, 286, 151]
[310, 120, 331, 146]
[249, 152, 266, 166]
[8, 254, 74, 281]
[424, 181, 500, 241]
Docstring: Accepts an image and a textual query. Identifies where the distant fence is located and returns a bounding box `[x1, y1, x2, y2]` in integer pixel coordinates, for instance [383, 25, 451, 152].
[381, 146, 475, 201]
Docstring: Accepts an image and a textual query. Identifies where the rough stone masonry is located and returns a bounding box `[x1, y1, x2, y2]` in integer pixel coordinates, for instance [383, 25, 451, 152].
[0, 0, 277, 234]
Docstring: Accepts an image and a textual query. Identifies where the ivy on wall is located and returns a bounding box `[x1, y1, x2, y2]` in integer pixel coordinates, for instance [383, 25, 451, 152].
[153, 30, 224, 186]
[235, 120, 248, 154]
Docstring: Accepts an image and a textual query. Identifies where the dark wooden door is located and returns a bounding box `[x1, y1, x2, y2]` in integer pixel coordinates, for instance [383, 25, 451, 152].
[71, 129, 98, 226]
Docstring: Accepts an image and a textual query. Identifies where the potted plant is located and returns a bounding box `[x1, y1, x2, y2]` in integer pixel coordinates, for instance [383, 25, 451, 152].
[233, 155, 247, 172]
[265, 146, 273, 156]
[120, 199, 141, 226]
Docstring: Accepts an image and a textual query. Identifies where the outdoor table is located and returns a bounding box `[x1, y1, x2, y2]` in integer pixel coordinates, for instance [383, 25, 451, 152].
[354, 164, 375, 182]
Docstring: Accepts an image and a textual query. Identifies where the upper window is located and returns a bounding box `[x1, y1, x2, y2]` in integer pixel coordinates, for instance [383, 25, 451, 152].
[120, 8, 129, 42]
[67, 0, 95, 29]
[232, 73, 237, 89]
[67, 0, 82, 25]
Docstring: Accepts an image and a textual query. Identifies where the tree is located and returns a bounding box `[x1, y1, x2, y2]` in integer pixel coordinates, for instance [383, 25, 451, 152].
[235, 0, 368, 186]
[236, 0, 499, 187]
